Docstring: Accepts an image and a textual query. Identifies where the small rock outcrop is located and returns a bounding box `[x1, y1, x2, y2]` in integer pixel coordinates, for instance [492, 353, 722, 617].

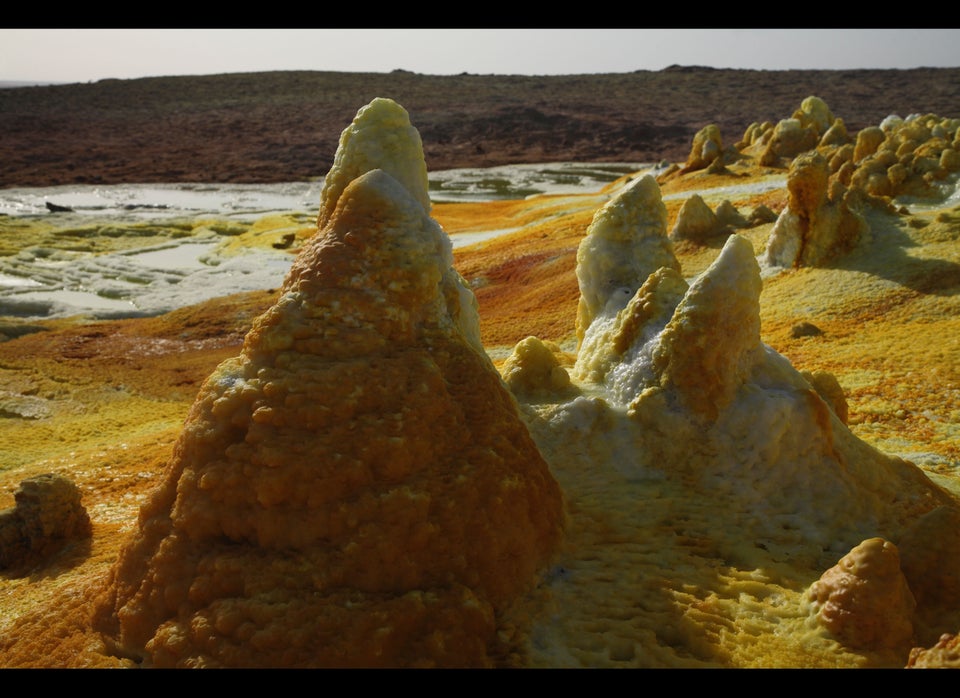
[807, 538, 916, 652]
[763, 150, 869, 268]
[500, 336, 573, 399]
[714, 200, 749, 228]
[0, 473, 91, 570]
[669, 193, 725, 242]
[755, 97, 837, 166]
[758, 118, 820, 167]
[849, 113, 960, 200]
[683, 124, 724, 172]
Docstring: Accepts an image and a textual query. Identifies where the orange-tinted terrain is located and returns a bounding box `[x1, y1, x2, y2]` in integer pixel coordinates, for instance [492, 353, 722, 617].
[0, 76, 958, 668]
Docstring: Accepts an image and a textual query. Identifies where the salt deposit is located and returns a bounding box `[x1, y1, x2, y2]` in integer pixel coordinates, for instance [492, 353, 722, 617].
[0, 241, 293, 319]
[1, 95, 959, 669]
[0, 164, 652, 320]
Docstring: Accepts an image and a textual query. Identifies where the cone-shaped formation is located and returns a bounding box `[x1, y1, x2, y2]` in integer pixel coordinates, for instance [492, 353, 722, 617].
[683, 124, 724, 172]
[808, 538, 916, 652]
[575, 233, 763, 421]
[574, 174, 678, 345]
[318, 97, 431, 229]
[566, 170, 959, 611]
[650, 234, 764, 421]
[92, 99, 563, 668]
[715, 200, 749, 229]
[669, 193, 725, 242]
[574, 265, 687, 390]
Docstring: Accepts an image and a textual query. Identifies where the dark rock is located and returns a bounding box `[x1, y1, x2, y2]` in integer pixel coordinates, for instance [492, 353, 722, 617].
[790, 321, 824, 338]
[271, 232, 296, 249]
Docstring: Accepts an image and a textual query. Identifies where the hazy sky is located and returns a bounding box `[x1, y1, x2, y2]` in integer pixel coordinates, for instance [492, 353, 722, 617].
[3, 29, 959, 84]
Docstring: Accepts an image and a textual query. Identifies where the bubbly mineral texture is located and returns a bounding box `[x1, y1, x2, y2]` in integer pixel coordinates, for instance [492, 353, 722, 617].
[907, 633, 960, 668]
[807, 538, 916, 652]
[3, 92, 959, 670]
[519, 159, 960, 665]
[751, 97, 836, 167]
[0, 473, 91, 570]
[92, 98, 563, 668]
[848, 112, 960, 200]
[500, 336, 573, 399]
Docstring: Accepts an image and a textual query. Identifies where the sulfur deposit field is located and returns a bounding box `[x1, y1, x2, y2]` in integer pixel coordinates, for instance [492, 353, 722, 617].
[0, 94, 959, 668]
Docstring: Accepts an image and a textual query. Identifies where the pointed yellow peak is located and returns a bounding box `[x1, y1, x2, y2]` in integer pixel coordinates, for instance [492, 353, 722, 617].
[318, 97, 430, 230]
[575, 174, 678, 342]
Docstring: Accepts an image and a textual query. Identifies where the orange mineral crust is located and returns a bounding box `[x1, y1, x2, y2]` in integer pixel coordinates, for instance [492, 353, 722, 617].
[808, 538, 917, 655]
[1, 95, 959, 669]
[446, 198, 597, 350]
[86, 104, 564, 668]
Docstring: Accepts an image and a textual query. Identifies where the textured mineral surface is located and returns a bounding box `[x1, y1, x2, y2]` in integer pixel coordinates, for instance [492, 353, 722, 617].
[0, 473, 91, 571]
[0, 93, 958, 669]
[87, 99, 564, 668]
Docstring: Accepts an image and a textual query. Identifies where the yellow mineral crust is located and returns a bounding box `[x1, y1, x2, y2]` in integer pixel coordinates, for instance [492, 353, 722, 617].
[793, 96, 836, 138]
[849, 113, 960, 200]
[764, 150, 869, 268]
[758, 118, 820, 166]
[574, 266, 688, 387]
[854, 126, 886, 163]
[318, 97, 432, 229]
[683, 124, 724, 172]
[574, 174, 679, 344]
[650, 234, 763, 421]
[521, 166, 960, 666]
[91, 122, 563, 667]
[2, 95, 959, 670]
[669, 193, 725, 242]
[500, 336, 574, 399]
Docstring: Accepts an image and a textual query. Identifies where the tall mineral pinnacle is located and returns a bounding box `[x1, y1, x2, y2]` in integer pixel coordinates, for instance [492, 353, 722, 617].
[92, 99, 564, 668]
[651, 234, 763, 421]
[318, 97, 432, 229]
[574, 174, 679, 345]
[566, 174, 959, 602]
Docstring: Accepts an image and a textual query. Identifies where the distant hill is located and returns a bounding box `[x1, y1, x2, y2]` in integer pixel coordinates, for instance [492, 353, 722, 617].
[1, 67, 958, 187]
[0, 80, 64, 89]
